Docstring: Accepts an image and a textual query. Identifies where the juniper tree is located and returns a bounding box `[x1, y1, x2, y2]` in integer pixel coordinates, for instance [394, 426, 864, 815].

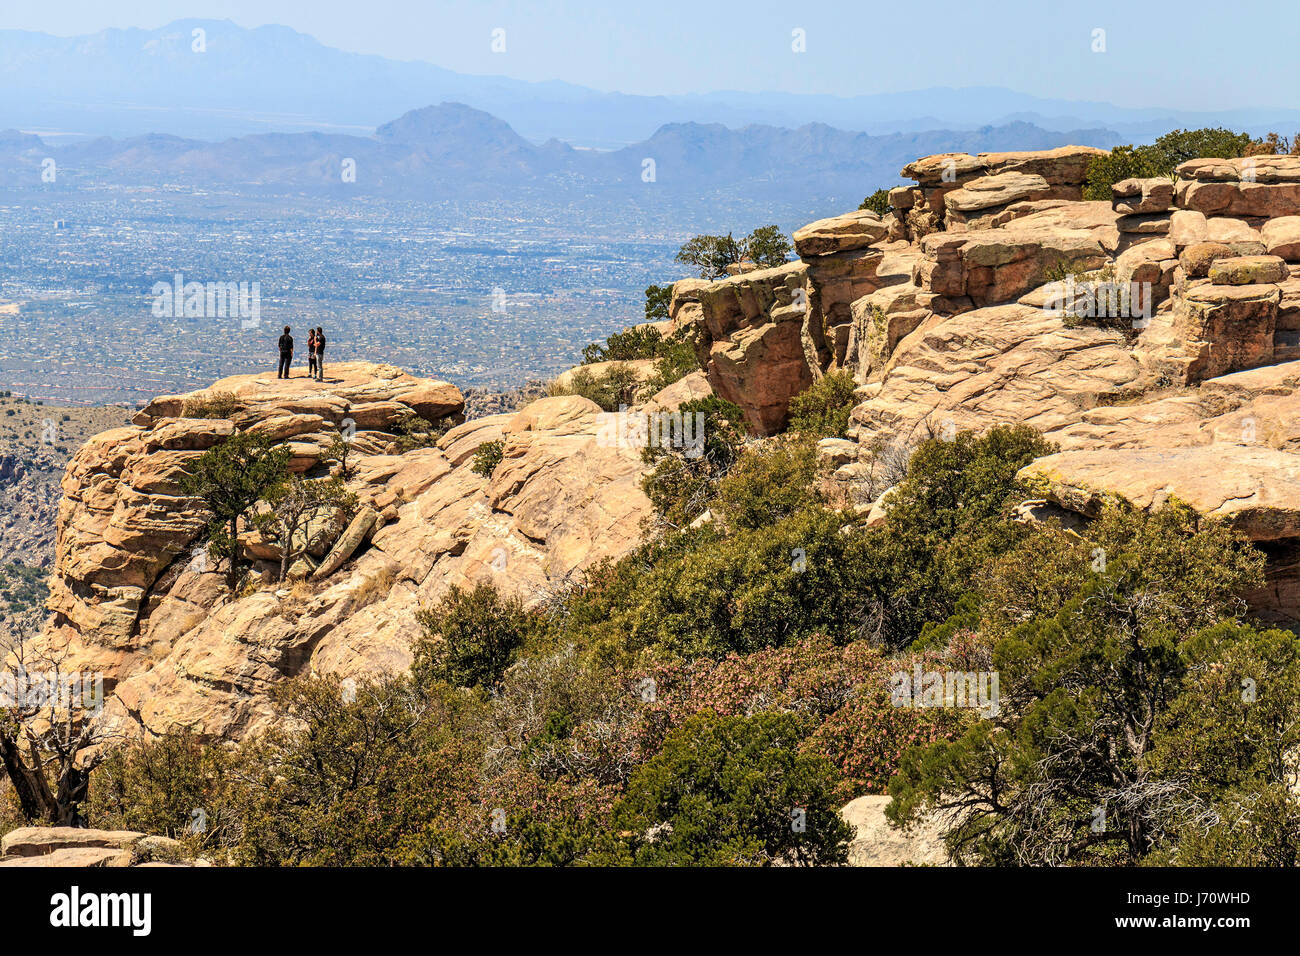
[179, 430, 290, 589]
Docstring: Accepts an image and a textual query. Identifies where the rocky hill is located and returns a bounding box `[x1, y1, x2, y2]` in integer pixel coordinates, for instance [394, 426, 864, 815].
[0, 394, 129, 636]
[25, 362, 673, 739]
[22, 143, 1300, 748]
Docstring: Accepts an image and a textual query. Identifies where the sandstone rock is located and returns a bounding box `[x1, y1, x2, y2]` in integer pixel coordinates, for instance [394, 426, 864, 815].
[849, 304, 1147, 452]
[944, 171, 1054, 213]
[146, 417, 235, 450]
[1262, 216, 1300, 261]
[437, 415, 511, 467]
[506, 395, 603, 432]
[1208, 255, 1289, 286]
[1116, 213, 1171, 235]
[640, 370, 712, 414]
[132, 394, 186, 426]
[29, 371, 657, 741]
[916, 222, 1108, 307]
[1021, 445, 1300, 541]
[708, 312, 812, 434]
[1206, 217, 1266, 254]
[668, 278, 710, 321]
[394, 380, 465, 422]
[792, 209, 887, 256]
[0, 847, 133, 867]
[977, 145, 1107, 184]
[841, 795, 949, 866]
[312, 505, 381, 580]
[341, 402, 410, 432]
[1112, 177, 1175, 214]
[681, 260, 833, 434]
[901, 152, 985, 186]
[1177, 155, 1300, 183]
[1174, 282, 1279, 381]
[888, 186, 915, 210]
[0, 828, 192, 867]
[1, 826, 146, 857]
[816, 437, 858, 468]
[1180, 242, 1234, 279]
[1177, 178, 1300, 219]
[1169, 209, 1209, 247]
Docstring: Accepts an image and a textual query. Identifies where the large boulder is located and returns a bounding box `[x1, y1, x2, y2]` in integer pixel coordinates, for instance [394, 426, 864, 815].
[840, 796, 949, 866]
[1173, 282, 1279, 381]
[1208, 255, 1290, 286]
[1112, 177, 1175, 215]
[792, 209, 887, 257]
[1021, 445, 1300, 542]
[1262, 216, 1300, 261]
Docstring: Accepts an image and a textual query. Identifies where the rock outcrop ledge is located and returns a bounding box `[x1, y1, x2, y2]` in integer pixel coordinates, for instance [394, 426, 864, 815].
[29, 362, 660, 740]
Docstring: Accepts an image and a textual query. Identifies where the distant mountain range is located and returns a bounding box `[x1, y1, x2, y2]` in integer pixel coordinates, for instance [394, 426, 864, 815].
[0, 102, 1124, 205]
[3, 19, 1300, 149]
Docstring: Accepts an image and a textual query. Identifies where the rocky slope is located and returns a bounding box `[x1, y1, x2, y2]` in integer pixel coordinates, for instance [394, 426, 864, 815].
[25, 144, 1300, 745]
[0, 395, 130, 637]
[26, 362, 669, 740]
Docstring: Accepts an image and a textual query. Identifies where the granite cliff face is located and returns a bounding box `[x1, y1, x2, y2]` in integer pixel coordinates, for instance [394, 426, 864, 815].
[28, 146, 1300, 741]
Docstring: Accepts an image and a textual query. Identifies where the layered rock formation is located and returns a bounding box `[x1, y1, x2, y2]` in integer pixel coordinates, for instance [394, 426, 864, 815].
[29, 362, 673, 739]
[655, 146, 1300, 627]
[825, 151, 1300, 626]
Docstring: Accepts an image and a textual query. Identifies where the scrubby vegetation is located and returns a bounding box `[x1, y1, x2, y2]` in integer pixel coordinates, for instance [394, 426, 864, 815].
[1083, 127, 1262, 200]
[576, 324, 701, 398]
[548, 364, 642, 411]
[675, 226, 793, 279]
[22, 416, 1297, 867]
[786, 370, 858, 439]
[181, 391, 241, 420]
[859, 189, 892, 217]
[470, 439, 504, 478]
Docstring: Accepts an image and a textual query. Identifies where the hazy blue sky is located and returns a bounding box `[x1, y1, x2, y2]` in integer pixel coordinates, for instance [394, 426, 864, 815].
[1, 0, 1292, 109]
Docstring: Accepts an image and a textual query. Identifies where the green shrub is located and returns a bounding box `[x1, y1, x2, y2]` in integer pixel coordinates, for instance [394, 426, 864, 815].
[674, 226, 792, 279]
[786, 370, 858, 438]
[87, 729, 242, 855]
[581, 322, 701, 394]
[598, 711, 853, 865]
[640, 395, 747, 527]
[182, 391, 241, 420]
[859, 189, 892, 216]
[582, 326, 663, 364]
[712, 437, 822, 531]
[644, 284, 673, 322]
[471, 440, 504, 477]
[643, 331, 701, 393]
[414, 584, 539, 690]
[1083, 127, 1256, 200]
[887, 507, 1272, 865]
[235, 675, 479, 866]
[549, 365, 641, 412]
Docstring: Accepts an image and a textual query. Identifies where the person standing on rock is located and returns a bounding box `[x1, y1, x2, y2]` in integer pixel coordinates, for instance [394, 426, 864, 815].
[313, 326, 326, 381]
[306, 327, 318, 379]
[277, 326, 294, 379]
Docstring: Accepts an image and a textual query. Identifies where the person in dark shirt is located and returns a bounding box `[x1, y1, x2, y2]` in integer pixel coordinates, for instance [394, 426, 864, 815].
[313, 326, 326, 381]
[277, 326, 293, 379]
[306, 328, 318, 379]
